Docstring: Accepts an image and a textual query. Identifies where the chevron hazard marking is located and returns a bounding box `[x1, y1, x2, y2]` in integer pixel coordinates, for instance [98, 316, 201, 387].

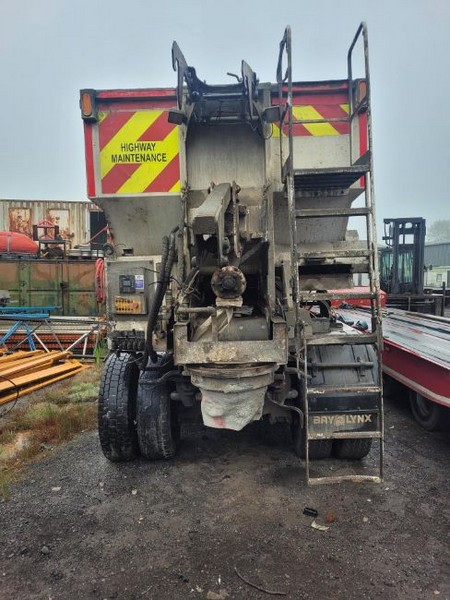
[99, 110, 180, 194]
[273, 103, 350, 138]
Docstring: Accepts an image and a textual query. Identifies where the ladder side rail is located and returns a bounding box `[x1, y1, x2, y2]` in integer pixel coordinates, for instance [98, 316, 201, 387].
[276, 27, 299, 309]
[348, 23, 380, 333]
[276, 27, 290, 180]
[347, 22, 370, 167]
[352, 22, 384, 482]
[277, 26, 309, 477]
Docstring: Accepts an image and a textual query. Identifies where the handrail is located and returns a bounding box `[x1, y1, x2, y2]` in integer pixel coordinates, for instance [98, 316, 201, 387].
[347, 22, 370, 120]
[276, 22, 371, 170]
[276, 26, 292, 173]
[347, 22, 372, 168]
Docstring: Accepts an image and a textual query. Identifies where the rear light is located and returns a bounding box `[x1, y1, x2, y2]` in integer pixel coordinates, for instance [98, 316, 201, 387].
[80, 89, 98, 122]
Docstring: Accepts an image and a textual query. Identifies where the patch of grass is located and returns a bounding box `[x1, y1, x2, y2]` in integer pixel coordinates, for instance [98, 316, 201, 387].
[93, 338, 108, 364]
[0, 364, 101, 501]
[0, 471, 14, 502]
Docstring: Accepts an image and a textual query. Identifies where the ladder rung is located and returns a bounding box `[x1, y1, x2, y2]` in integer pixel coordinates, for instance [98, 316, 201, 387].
[298, 249, 371, 260]
[305, 333, 379, 346]
[295, 207, 371, 219]
[292, 117, 349, 125]
[308, 475, 382, 486]
[307, 385, 381, 396]
[308, 431, 382, 440]
[299, 292, 377, 301]
[293, 165, 369, 177]
[298, 258, 370, 267]
[290, 166, 370, 193]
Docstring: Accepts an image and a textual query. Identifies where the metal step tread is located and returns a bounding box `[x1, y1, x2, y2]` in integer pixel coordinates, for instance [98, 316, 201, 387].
[299, 291, 377, 301]
[307, 384, 381, 395]
[292, 165, 369, 192]
[298, 249, 372, 259]
[304, 333, 380, 346]
[307, 431, 383, 441]
[308, 474, 382, 486]
[295, 207, 371, 219]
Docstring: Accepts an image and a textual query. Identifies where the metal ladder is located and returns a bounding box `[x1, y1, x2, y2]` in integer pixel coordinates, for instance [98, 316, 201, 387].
[277, 23, 384, 484]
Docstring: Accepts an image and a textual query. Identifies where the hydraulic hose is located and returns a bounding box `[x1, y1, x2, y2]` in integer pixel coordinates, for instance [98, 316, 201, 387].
[140, 226, 179, 368]
[94, 258, 106, 305]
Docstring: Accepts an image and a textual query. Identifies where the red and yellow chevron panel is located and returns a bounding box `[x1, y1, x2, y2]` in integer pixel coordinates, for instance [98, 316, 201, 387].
[98, 110, 180, 194]
[273, 103, 350, 137]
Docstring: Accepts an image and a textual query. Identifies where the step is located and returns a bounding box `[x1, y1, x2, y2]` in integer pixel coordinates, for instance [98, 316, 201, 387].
[297, 249, 372, 267]
[304, 333, 379, 346]
[307, 431, 382, 440]
[291, 165, 369, 192]
[307, 385, 381, 396]
[308, 474, 382, 486]
[297, 248, 371, 260]
[299, 291, 377, 301]
[295, 207, 371, 219]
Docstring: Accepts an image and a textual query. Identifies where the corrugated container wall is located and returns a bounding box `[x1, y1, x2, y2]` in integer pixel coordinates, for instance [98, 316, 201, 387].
[0, 200, 98, 247]
[424, 243, 450, 268]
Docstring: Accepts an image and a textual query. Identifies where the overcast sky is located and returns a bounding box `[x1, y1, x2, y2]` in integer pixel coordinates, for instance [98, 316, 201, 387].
[1, 0, 449, 239]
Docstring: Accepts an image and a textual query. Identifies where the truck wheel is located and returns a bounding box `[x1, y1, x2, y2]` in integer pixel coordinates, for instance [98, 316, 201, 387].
[291, 420, 332, 459]
[409, 391, 450, 431]
[333, 439, 372, 459]
[136, 364, 180, 460]
[98, 353, 140, 462]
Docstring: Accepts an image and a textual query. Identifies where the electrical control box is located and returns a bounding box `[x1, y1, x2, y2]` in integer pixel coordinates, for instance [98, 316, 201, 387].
[119, 275, 136, 294]
[106, 258, 155, 316]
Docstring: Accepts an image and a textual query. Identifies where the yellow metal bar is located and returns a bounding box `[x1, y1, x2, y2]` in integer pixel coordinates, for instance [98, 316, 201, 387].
[0, 351, 72, 378]
[0, 350, 45, 365]
[0, 364, 89, 406]
[0, 360, 83, 395]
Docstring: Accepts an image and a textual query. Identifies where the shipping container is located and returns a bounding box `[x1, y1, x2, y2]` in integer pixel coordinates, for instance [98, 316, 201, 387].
[0, 258, 99, 316]
[0, 200, 104, 248]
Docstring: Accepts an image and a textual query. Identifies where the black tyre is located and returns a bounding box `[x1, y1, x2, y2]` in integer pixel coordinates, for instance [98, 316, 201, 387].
[291, 419, 332, 459]
[333, 439, 372, 459]
[136, 360, 180, 460]
[98, 353, 140, 462]
[409, 391, 450, 431]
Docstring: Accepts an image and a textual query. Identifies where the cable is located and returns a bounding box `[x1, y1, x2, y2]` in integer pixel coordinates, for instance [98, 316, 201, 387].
[0, 373, 20, 417]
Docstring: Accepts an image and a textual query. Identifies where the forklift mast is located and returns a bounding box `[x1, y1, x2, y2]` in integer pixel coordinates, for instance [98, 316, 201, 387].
[380, 218, 426, 295]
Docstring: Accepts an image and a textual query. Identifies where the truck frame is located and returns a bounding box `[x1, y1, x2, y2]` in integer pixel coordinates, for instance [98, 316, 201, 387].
[80, 23, 383, 484]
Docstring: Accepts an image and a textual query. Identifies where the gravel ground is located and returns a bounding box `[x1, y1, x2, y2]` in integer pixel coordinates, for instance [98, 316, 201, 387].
[1, 392, 449, 600]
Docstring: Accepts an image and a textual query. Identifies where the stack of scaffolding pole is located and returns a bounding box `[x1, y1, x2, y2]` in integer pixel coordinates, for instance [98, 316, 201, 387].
[0, 350, 88, 406]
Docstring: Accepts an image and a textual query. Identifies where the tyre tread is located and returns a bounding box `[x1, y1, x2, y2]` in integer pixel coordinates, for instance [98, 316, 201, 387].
[136, 359, 180, 460]
[98, 353, 139, 462]
[333, 438, 372, 459]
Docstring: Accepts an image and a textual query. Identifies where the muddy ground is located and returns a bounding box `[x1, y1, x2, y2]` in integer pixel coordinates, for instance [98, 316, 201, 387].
[1, 388, 449, 600]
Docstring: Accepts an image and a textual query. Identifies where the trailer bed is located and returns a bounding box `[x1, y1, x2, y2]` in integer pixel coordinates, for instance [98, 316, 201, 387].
[337, 307, 450, 408]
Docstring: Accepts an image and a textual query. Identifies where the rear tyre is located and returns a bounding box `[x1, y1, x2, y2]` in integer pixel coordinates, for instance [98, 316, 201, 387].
[291, 419, 332, 459]
[409, 391, 450, 431]
[136, 358, 180, 460]
[98, 353, 139, 462]
[333, 439, 372, 459]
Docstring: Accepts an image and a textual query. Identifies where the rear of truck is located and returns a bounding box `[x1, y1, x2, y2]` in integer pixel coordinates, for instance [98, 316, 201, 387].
[81, 23, 383, 483]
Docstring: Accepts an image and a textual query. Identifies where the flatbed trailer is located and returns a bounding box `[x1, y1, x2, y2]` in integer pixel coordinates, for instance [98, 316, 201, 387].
[337, 307, 450, 430]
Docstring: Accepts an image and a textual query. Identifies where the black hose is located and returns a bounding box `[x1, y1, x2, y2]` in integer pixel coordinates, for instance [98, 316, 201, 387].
[139, 369, 181, 388]
[141, 227, 179, 367]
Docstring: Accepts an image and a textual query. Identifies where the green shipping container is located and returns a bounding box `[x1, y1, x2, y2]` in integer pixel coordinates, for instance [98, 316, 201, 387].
[0, 259, 99, 316]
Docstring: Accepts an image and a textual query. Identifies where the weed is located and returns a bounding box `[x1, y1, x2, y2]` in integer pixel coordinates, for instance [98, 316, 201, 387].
[93, 338, 108, 364]
[0, 471, 13, 502]
[0, 365, 100, 500]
